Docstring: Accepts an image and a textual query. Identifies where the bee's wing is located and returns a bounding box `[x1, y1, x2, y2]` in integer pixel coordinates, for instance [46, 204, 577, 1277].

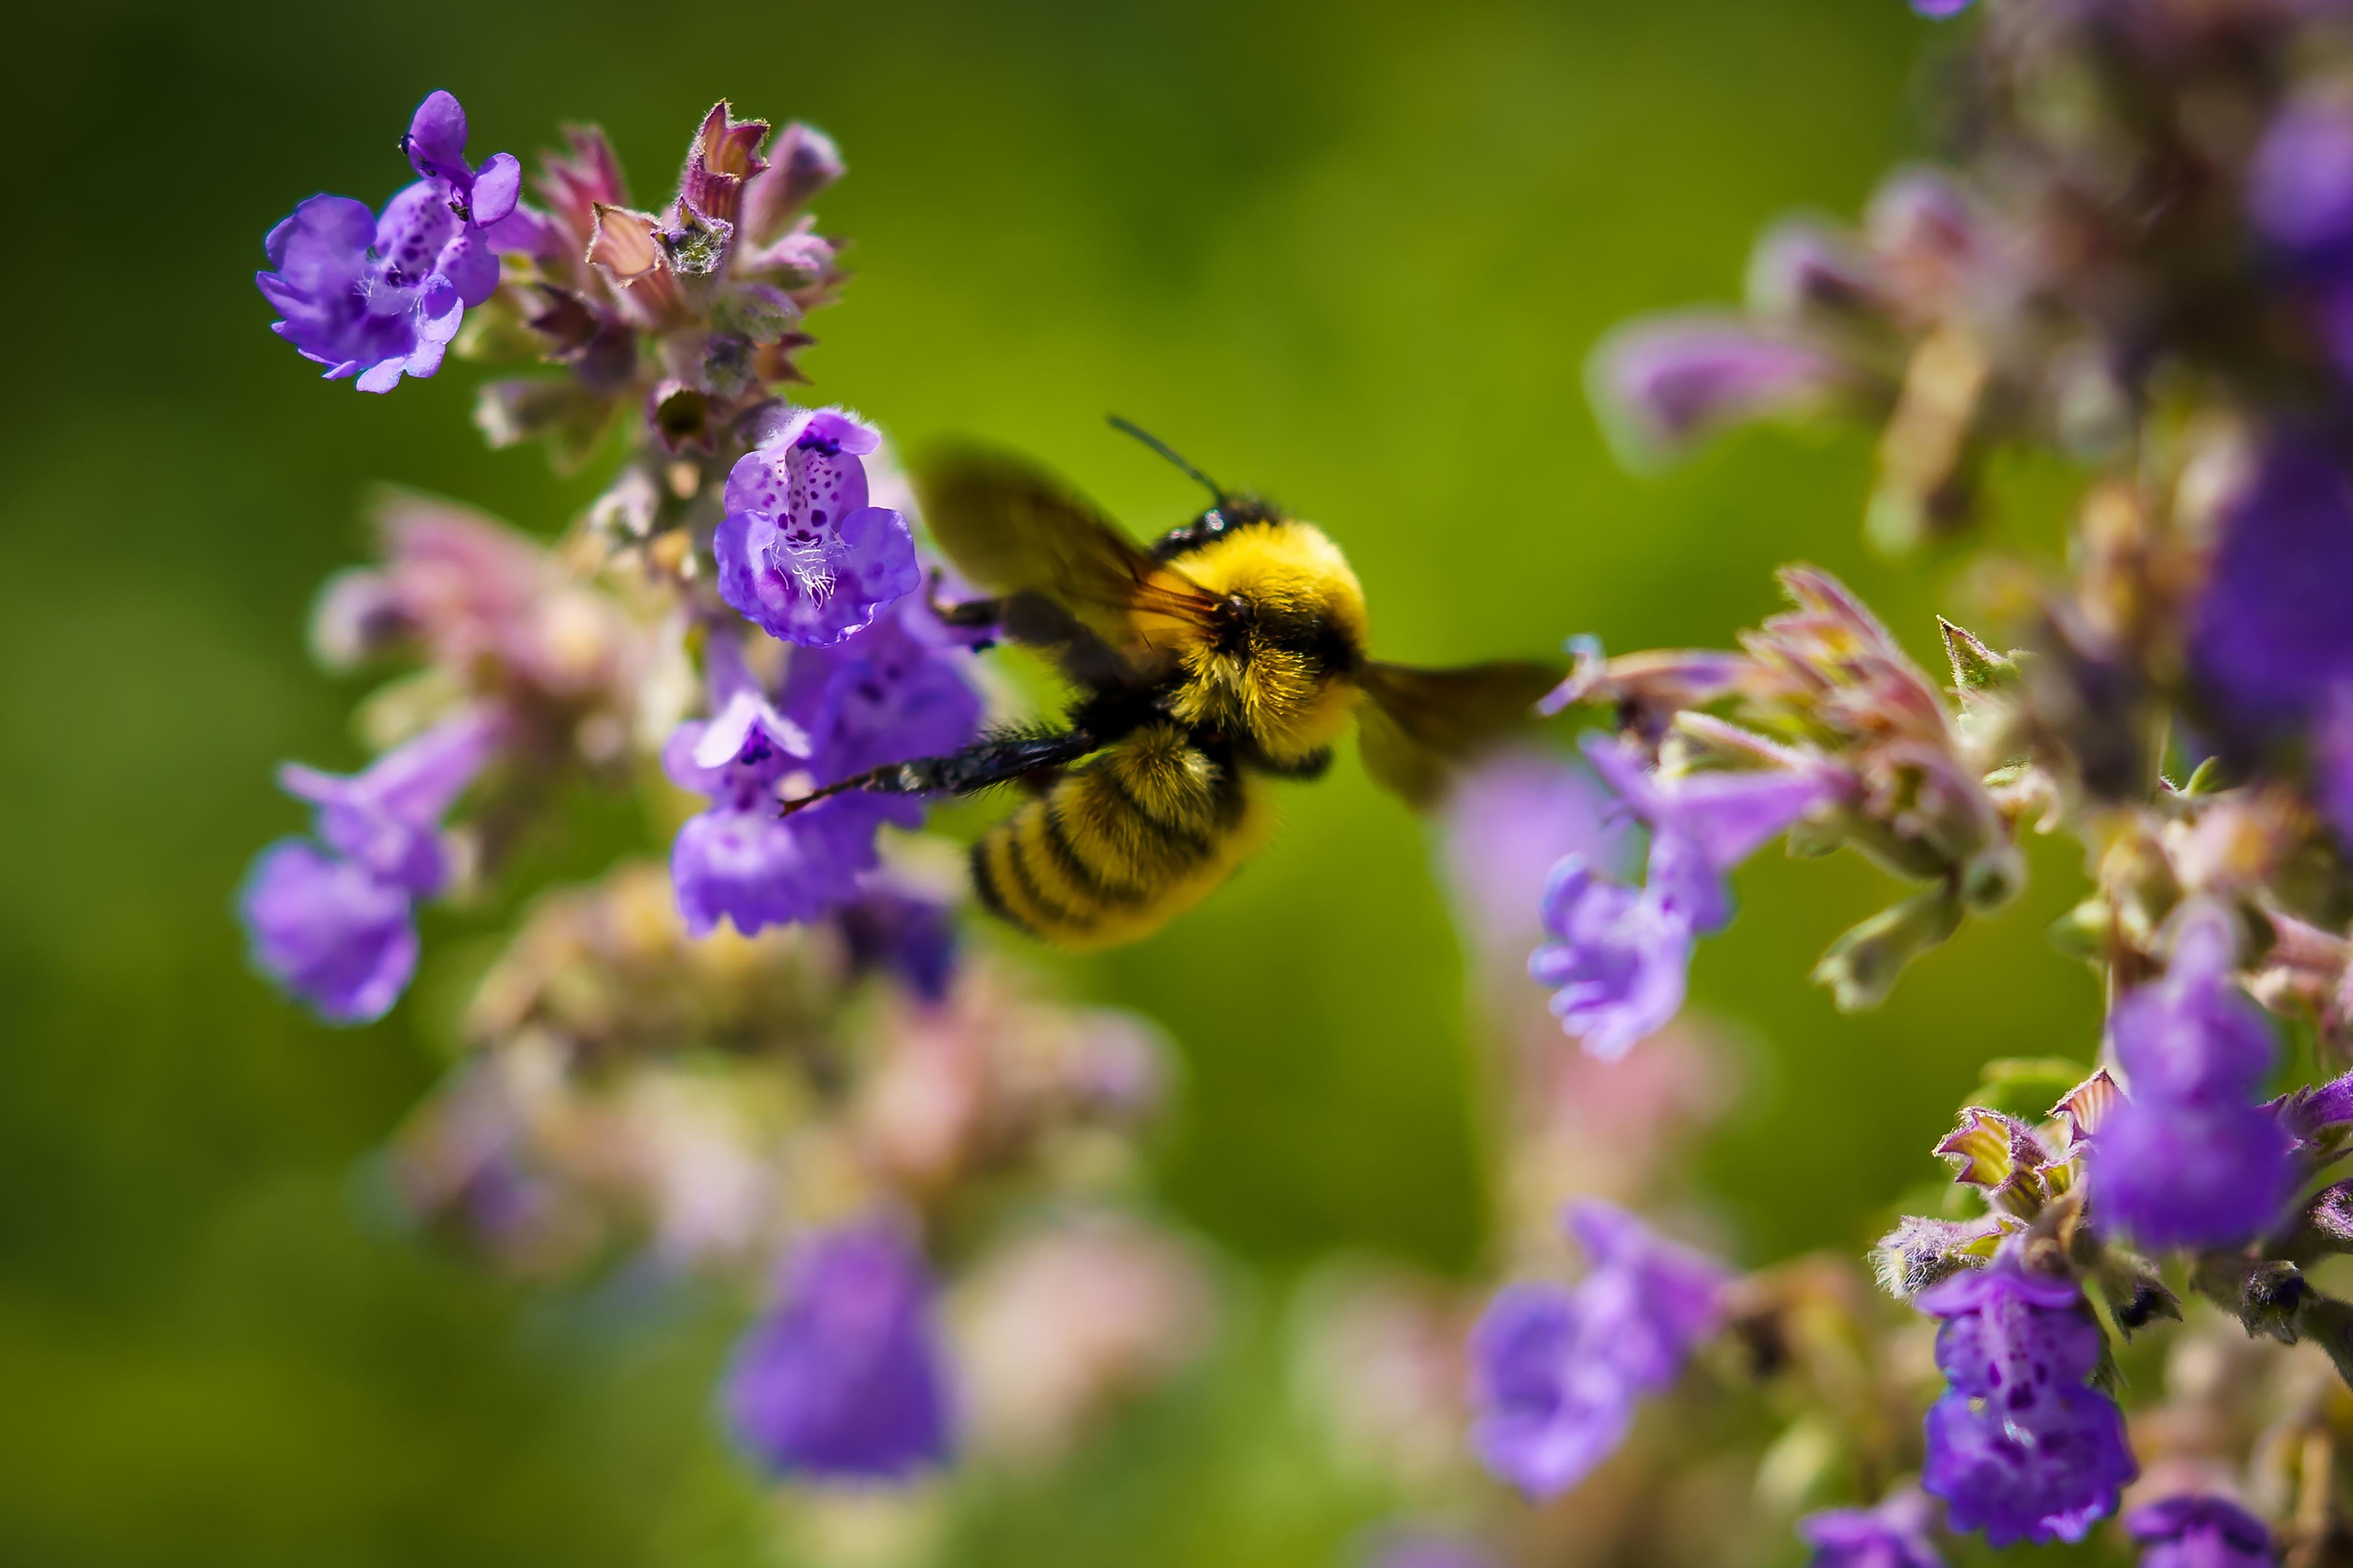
[1355, 658, 1565, 809]
[912, 445, 1219, 655]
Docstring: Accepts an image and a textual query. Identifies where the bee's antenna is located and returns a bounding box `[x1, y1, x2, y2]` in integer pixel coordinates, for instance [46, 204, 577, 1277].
[1108, 415, 1228, 507]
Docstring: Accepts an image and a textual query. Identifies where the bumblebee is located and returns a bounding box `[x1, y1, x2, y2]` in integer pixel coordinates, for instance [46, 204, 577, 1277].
[785, 422, 1561, 949]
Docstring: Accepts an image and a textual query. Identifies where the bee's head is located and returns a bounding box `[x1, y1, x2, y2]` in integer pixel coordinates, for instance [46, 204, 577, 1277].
[1167, 519, 1369, 762]
[1153, 493, 1283, 560]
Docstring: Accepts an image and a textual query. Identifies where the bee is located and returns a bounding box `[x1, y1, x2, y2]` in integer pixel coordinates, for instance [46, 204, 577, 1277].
[783, 420, 1561, 949]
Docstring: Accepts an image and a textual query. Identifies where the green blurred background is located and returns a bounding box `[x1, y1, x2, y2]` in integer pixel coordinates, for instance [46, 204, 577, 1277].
[0, 1, 2103, 1563]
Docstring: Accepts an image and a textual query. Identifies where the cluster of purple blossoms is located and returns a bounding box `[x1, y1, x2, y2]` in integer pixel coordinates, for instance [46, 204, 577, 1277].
[1914, 1247, 2136, 1546]
[723, 1221, 954, 1480]
[240, 85, 1232, 1512]
[1467, 1201, 1732, 1497]
[2087, 903, 2296, 1252]
[663, 592, 980, 938]
[258, 93, 530, 393]
[1531, 733, 1838, 1058]
[240, 710, 498, 1023]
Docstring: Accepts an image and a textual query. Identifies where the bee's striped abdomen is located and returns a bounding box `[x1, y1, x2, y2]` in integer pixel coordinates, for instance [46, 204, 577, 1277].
[970, 722, 1268, 950]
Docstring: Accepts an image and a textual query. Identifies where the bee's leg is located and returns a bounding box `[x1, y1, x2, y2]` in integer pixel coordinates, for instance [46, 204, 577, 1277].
[927, 572, 1003, 638]
[779, 726, 1099, 817]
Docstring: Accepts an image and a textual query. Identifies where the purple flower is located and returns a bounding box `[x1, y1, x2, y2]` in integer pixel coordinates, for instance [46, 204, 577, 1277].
[2125, 1496, 2276, 1568]
[1909, 0, 1976, 16]
[667, 611, 982, 938]
[2189, 436, 2353, 742]
[257, 91, 520, 393]
[2093, 1097, 2298, 1252]
[836, 883, 959, 1002]
[663, 686, 851, 937]
[277, 710, 499, 896]
[1530, 858, 1696, 1058]
[1916, 1248, 2137, 1547]
[238, 840, 419, 1026]
[1798, 1489, 1945, 1568]
[2089, 903, 2295, 1251]
[1530, 735, 1837, 1058]
[1468, 1201, 1731, 1499]
[714, 408, 922, 646]
[1590, 317, 1854, 457]
[241, 711, 497, 1024]
[2251, 101, 2353, 269]
[723, 1222, 954, 1481]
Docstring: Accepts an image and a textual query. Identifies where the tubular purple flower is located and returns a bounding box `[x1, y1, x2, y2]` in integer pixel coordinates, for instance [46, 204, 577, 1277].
[1578, 733, 1842, 931]
[1532, 737, 1837, 1059]
[723, 1222, 954, 1481]
[2250, 100, 2353, 267]
[1915, 1247, 2136, 1547]
[714, 408, 922, 646]
[238, 840, 419, 1026]
[276, 709, 501, 896]
[1747, 219, 1896, 327]
[2089, 902, 2294, 1251]
[1797, 1487, 1945, 1568]
[257, 91, 523, 393]
[2189, 436, 2353, 741]
[667, 606, 981, 937]
[2109, 903, 2276, 1101]
[1590, 317, 1854, 458]
[662, 686, 847, 937]
[2125, 1495, 2276, 1568]
[836, 883, 959, 1003]
[1530, 859, 1694, 1059]
[1467, 1202, 1731, 1499]
[2091, 1096, 2298, 1252]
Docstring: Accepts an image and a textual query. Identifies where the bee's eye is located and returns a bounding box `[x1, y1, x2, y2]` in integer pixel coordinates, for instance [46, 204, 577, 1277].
[1211, 594, 1255, 651]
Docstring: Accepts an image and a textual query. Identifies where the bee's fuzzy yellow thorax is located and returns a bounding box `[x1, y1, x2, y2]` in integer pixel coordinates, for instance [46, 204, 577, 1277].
[1152, 520, 1370, 761]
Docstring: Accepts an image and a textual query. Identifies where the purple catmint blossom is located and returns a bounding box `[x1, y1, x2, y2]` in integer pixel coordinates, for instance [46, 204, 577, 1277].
[723, 1221, 954, 1480]
[1468, 1201, 1732, 1499]
[2189, 436, 2353, 743]
[1590, 318, 1855, 458]
[239, 840, 422, 1025]
[1916, 1248, 2137, 1547]
[836, 883, 959, 1002]
[2125, 1495, 2276, 1568]
[2249, 99, 2353, 377]
[1797, 1488, 1945, 1568]
[713, 408, 922, 646]
[663, 686, 847, 937]
[1530, 735, 1837, 1059]
[256, 92, 526, 393]
[277, 709, 501, 895]
[667, 609, 981, 938]
[240, 712, 497, 1023]
[2089, 903, 2296, 1252]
